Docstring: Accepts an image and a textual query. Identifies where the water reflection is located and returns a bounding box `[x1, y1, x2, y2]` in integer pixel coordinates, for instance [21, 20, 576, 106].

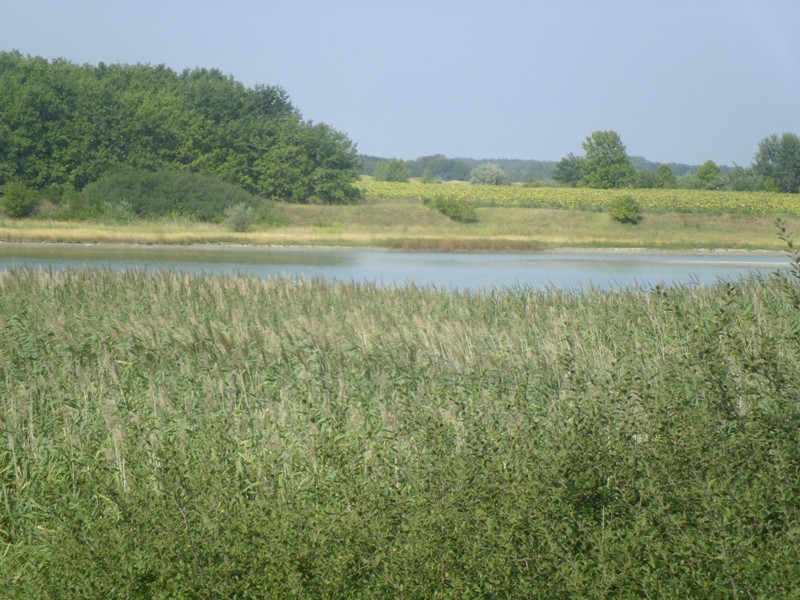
[0, 243, 788, 291]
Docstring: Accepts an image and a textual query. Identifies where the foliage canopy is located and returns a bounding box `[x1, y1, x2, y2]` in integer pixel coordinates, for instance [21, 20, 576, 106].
[608, 194, 641, 223]
[1, 180, 39, 218]
[470, 162, 508, 185]
[754, 132, 800, 194]
[80, 169, 260, 221]
[696, 159, 724, 190]
[580, 130, 636, 188]
[373, 158, 410, 182]
[552, 153, 584, 187]
[0, 51, 362, 204]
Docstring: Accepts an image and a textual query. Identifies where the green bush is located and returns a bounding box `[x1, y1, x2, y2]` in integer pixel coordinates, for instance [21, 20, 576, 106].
[81, 169, 259, 221]
[609, 194, 641, 224]
[225, 202, 255, 232]
[2, 181, 39, 218]
[469, 162, 508, 185]
[423, 196, 479, 223]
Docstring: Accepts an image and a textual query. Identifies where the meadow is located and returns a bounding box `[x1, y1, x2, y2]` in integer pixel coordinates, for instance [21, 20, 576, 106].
[3, 184, 800, 251]
[2, 261, 799, 597]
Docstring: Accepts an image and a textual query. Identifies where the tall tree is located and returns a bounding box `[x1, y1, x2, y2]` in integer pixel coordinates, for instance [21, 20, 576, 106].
[580, 130, 635, 189]
[552, 153, 583, 187]
[753, 132, 800, 193]
[696, 160, 723, 190]
[373, 158, 410, 182]
[654, 164, 677, 188]
[0, 52, 362, 203]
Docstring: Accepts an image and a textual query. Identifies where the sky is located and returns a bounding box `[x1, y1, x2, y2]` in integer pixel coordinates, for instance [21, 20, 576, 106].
[2, 0, 799, 166]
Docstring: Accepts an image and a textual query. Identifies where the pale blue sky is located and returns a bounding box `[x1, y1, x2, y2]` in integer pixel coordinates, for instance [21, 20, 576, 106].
[2, 0, 798, 165]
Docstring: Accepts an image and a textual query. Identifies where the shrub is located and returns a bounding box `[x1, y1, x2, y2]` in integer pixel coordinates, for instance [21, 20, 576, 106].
[423, 196, 478, 223]
[470, 162, 508, 185]
[609, 195, 641, 224]
[102, 200, 136, 224]
[82, 169, 259, 221]
[2, 181, 39, 218]
[225, 202, 255, 232]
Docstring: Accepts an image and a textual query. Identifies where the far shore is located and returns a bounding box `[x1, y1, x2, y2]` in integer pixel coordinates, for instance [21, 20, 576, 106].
[0, 239, 788, 258]
[1, 202, 798, 253]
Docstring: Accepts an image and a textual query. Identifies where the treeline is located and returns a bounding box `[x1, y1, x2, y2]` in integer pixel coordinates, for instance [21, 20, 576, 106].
[361, 154, 558, 183]
[362, 153, 703, 186]
[0, 51, 361, 204]
[364, 131, 800, 194]
[552, 130, 800, 193]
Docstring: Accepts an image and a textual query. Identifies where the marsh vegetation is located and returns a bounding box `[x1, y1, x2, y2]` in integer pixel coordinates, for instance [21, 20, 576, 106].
[2, 263, 799, 597]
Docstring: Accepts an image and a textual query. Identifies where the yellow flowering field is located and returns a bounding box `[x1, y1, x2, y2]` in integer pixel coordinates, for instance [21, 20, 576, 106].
[358, 180, 800, 216]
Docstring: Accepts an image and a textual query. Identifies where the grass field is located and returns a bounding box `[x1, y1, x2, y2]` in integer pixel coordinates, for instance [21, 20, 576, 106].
[3, 188, 800, 251]
[2, 266, 799, 597]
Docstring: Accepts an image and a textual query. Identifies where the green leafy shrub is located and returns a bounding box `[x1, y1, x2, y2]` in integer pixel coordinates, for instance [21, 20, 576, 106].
[423, 196, 479, 223]
[102, 199, 136, 224]
[82, 169, 259, 221]
[2, 181, 39, 218]
[609, 194, 641, 223]
[225, 202, 255, 232]
[469, 162, 508, 185]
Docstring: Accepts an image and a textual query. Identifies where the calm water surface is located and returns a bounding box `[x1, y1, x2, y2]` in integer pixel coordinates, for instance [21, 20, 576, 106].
[0, 243, 788, 291]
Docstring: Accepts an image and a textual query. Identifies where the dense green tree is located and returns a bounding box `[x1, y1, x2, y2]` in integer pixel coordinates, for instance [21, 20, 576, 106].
[753, 132, 800, 193]
[654, 164, 677, 188]
[373, 158, 410, 182]
[470, 162, 507, 185]
[0, 51, 361, 204]
[2, 180, 39, 218]
[634, 169, 656, 188]
[580, 130, 635, 188]
[726, 165, 763, 191]
[552, 153, 583, 187]
[608, 194, 641, 223]
[80, 169, 259, 221]
[696, 160, 724, 190]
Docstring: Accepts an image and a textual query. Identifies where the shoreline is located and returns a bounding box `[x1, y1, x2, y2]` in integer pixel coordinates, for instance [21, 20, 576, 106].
[0, 239, 789, 258]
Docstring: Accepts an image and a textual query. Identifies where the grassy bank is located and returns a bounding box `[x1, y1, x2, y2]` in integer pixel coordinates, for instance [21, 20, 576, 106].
[2, 268, 799, 597]
[3, 195, 800, 250]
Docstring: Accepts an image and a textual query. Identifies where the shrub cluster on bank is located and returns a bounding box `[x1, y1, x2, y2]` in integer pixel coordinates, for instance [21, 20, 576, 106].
[1, 264, 799, 598]
[79, 169, 260, 222]
[423, 195, 479, 223]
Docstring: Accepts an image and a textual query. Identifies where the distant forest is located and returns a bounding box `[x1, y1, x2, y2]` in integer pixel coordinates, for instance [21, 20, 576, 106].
[360, 154, 699, 184]
[0, 51, 362, 204]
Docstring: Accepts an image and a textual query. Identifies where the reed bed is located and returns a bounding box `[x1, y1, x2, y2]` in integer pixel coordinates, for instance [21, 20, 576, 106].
[1, 268, 799, 598]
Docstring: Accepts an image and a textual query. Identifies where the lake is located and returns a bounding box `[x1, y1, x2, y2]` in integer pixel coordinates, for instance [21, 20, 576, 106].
[0, 243, 788, 291]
